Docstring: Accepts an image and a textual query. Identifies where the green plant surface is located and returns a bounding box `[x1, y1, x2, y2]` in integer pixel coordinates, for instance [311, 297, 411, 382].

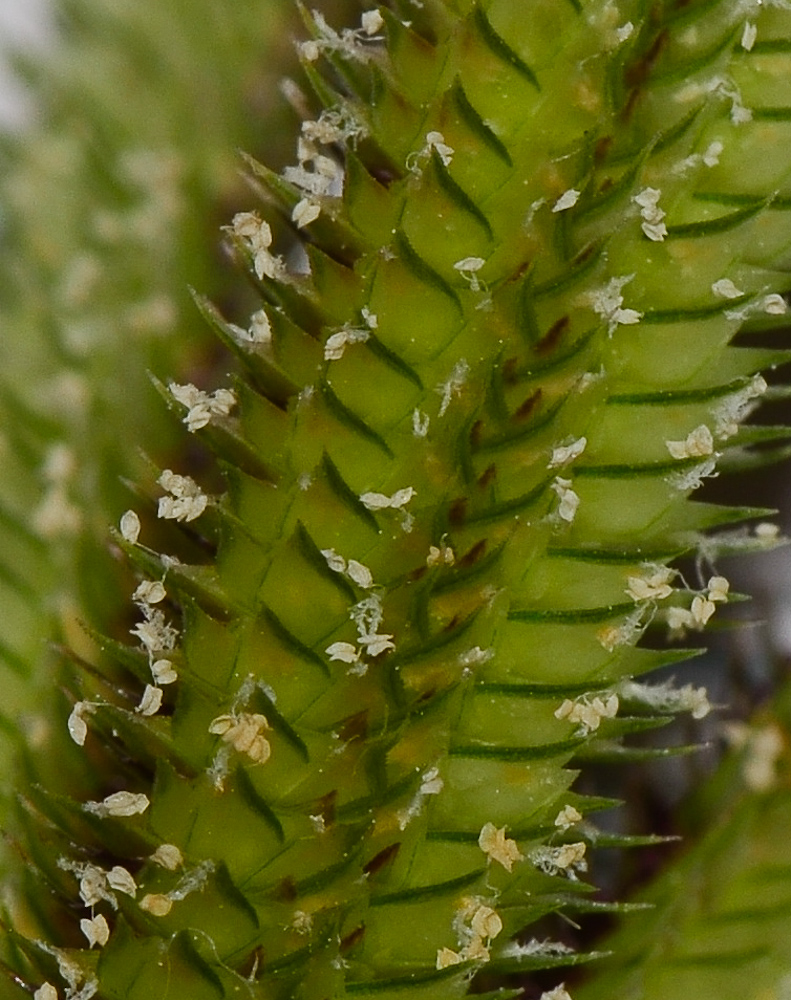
[0, 0, 300, 778]
[575, 681, 791, 1000]
[4, 0, 791, 998]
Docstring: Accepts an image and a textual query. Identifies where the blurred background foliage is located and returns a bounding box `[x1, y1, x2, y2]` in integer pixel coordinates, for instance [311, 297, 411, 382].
[0, 0, 307, 794]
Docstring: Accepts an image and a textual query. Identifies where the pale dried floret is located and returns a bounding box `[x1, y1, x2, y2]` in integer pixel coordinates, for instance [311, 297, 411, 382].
[302, 106, 367, 147]
[478, 822, 524, 871]
[551, 477, 580, 523]
[549, 436, 587, 469]
[360, 9, 384, 34]
[425, 130, 454, 166]
[151, 843, 183, 870]
[458, 646, 494, 667]
[292, 909, 314, 934]
[555, 694, 619, 734]
[326, 641, 360, 664]
[691, 594, 716, 626]
[136, 684, 164, 716]
[588, 274, 643, 333]
[397, 765, 444, 829]
[462, 936, 491, 962]
[157, 469, 208, 523]
[107, 866, 137, 897]
[470, 904, 503, 941]
[665, 424, 714, 460]
[324, 309, 379, 361]
[120, 509, 141, 544]
[284, 157, 341, 198]
[725, 293, 787, 322]
[625, 563, 675, 602]
[346, 559, 374, 588]
[453, 255, 485, 272]
[151, 658, 178, 685]
[712, 277, 744, 299]
[232, 211, 270, 243]
[540, 986, 573, 1000]
[299, 38, 321, 61]
[133, 580, 166, 605]
[359, 632, 395, 657]
[713, 374, 767, 439]
[552, 189, 580, 213]
[707, 575, 730, 602]
[80, 914, 110, 948]
[530, 842, 587, 877]
[419, 766, 444, 795]
[324, 332, 350, 361]
[350, 593, 385, 637]
[667, 606, 695, 633]
[741, 21, 757, 50]
[292, 198, 321, 228]
[321, 548, 346, 573]
[450, 898, 504, 964]
[84, 791, 150, 818]
[209, 712, 271, 763]
[666, 593, 719, 635]
[168, 383, 236, 432]
[58, 858, 126, 909]
[412, 408, 430, 437]
[427, 542, 455, 567]
[230, 211, 286, 281]
[454, 256, 487, 292]
[131, 607, 178, 656]
[77, 866, 109, 908]
[68, 701, 94, 746]
[728, 86, 753, 124]
[555, 804, 583, 830]
[348, 595, 395, 659]
[632, 187, 662, 213]
[249, 308, 272, 344]
[632, 187, 667, 241]
[158, 488, 206, 524]
[360, 486, 416, 510]
[436, 947, 464, 969]
[763, 293, 787, 314]
[140, 893, 173, 917]
[34, 984, 58, 1000]
[703, 140, 724, 166]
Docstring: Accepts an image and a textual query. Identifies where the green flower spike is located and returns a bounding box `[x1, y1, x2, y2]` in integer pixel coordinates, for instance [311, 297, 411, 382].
[4, 1, 791, 999]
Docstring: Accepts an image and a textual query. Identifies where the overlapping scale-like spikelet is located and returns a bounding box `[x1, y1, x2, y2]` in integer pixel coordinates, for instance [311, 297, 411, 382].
[5, 1, 791, 998]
